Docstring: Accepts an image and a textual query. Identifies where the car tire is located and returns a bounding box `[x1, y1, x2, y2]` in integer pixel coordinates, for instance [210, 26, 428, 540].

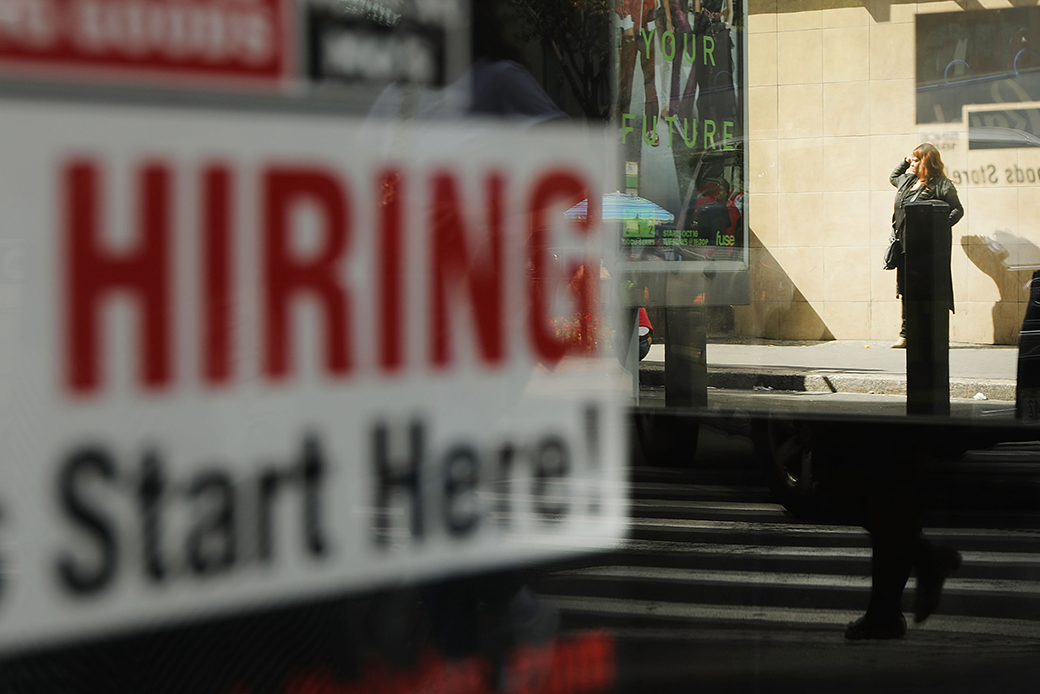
[753, 418, 833, 519]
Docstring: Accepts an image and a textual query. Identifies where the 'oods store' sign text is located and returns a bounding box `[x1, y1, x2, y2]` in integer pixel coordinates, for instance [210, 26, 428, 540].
[0, 102, 626, 654]
[0, 0, 291, 83]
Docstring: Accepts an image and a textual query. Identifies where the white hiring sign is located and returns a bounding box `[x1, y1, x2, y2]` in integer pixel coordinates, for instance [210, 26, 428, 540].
[0, 100, 626, 654]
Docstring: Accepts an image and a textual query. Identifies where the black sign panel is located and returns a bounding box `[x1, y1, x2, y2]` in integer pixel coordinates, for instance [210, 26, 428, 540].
[307, 4, 446, 87]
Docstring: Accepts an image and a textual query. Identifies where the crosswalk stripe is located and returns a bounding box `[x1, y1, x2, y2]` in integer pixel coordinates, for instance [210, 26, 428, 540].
[620, 539, 1040, 565]
[630, 482, 770, 497]
[633, 518, 1040, 541]
[555, 566, 1040, 596]
[633, 518, 870, 534]
[630, 500, 784, 512]
[622, 539, 871, 557]
[538, 466, 1040, 652]
[547, 593, 861, 626]
[561, 566, 871, 588]
[546, 595, 1040, 640]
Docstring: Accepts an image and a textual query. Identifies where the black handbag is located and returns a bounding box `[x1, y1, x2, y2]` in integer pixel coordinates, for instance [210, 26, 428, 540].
[884, 186, 921, 270]
[883, 237, 902, 270]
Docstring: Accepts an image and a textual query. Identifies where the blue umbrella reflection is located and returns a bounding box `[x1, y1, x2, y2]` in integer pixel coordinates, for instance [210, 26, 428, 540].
[565, 191, 674, 222]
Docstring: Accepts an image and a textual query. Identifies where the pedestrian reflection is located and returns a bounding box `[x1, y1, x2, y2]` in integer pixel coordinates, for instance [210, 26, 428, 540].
[822, 426, 963, 640]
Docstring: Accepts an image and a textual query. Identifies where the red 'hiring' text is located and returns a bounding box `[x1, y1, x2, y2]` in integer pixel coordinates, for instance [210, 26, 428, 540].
[63, 160, 600, 395]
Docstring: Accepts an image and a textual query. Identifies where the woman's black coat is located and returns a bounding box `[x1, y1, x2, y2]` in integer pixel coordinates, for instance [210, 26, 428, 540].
[890, 160, 963, 309]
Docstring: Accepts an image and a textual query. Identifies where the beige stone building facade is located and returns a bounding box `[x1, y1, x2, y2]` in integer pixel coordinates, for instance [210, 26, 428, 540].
[740, 0, 1040, 345]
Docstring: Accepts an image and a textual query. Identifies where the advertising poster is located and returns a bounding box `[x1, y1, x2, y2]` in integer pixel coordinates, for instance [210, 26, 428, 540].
[613, 0, 747, 287]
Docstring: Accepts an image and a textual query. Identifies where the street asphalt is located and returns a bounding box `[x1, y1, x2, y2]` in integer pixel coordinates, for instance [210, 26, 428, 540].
[640, 339, 1021, 401]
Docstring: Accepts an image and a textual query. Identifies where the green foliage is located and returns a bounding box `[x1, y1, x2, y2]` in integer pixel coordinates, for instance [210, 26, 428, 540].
[503, 0, 614, 120]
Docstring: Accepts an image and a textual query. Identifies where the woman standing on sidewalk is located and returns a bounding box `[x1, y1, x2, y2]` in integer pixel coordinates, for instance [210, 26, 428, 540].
[888, 143, 963, 348]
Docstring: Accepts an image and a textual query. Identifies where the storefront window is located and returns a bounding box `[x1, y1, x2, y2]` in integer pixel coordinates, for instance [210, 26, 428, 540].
[3, 2, 1040, 693]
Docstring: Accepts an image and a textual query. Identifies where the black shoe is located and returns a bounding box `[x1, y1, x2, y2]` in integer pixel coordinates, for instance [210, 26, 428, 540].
[844, 614, 907, 641]
[914, 546, 962, 624]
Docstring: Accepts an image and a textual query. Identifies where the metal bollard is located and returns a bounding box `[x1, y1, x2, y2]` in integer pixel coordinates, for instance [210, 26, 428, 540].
[1015, 270, 1040, 422]
[664, 306, 708, 408]
[903, 200, 952, 416]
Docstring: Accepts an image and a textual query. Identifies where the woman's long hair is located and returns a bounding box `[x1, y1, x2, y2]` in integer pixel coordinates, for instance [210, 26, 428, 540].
[913, 143, 946, 183]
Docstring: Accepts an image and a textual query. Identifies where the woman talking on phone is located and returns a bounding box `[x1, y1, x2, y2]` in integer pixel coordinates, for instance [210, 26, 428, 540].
[888, 143, 963, 348]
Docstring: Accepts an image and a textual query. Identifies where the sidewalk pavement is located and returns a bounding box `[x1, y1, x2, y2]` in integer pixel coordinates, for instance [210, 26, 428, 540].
[639, 339, 1021, 401]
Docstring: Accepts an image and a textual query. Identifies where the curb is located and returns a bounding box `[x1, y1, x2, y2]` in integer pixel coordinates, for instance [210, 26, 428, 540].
[638, 364, 1017, 402]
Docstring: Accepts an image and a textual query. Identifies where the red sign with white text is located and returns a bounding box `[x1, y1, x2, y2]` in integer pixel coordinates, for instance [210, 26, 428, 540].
[0, 0, 291, 85]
